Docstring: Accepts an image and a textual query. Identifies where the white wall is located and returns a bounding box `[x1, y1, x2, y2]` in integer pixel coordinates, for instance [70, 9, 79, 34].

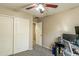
[42, 7, 79, 49]
[0, 7, 33, 55]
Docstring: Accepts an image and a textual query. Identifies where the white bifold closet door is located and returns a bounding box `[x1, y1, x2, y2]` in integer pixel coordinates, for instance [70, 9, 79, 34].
[14, 17, 29, 54]
[0, 15, 13, 56]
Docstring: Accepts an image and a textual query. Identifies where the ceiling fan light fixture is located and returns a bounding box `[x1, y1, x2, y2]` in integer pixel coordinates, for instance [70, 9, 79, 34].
[36, 4, 45, 13]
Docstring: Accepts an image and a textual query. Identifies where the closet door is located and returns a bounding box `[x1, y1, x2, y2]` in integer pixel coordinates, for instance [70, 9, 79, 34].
[14, 17, 29, 53]
[0, 15, 13, 56]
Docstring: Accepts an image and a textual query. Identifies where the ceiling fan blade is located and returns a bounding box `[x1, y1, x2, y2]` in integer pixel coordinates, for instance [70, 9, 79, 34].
[26, 5, 35, 10]
[45, 4, 58, 8]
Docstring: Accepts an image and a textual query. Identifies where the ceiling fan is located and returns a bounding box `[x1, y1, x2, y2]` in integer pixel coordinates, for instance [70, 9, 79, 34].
[26, 3, 58, 13]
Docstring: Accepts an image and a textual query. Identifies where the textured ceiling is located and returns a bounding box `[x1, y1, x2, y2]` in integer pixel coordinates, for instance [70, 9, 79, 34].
[0, 3, 79, 17]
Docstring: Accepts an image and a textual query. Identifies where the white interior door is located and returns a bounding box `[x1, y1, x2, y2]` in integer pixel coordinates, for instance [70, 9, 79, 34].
[0, 15, 13, 56]
[36, 22, 42, 46]
[14, 17, 29, 54]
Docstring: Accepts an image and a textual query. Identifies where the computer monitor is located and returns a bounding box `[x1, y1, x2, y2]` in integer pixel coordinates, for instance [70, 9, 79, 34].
[75, 26, 79, 35]
[63, 34, 76, 42]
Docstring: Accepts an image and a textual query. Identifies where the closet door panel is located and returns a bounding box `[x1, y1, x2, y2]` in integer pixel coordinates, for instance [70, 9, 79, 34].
[0, 15, 13, 56]
[14, 17, 29, 53]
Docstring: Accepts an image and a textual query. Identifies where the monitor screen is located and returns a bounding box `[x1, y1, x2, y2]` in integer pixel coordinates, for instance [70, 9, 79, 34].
[63, 34, 76, 42]
[75, 26, 79, 35]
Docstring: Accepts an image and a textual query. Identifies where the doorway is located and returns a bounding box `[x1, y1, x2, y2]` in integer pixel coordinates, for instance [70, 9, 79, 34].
[33, 22, 42, 48]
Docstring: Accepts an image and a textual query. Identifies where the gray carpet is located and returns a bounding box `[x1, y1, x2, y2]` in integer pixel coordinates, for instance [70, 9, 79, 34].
[12, 45, 53, 56]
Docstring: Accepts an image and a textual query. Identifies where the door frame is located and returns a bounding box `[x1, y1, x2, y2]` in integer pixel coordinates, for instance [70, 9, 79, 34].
[33, 23, 36, 48]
